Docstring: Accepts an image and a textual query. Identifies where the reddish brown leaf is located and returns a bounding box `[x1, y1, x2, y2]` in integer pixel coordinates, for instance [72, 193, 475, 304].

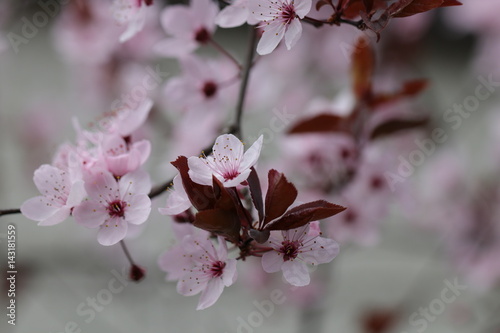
[288, 113, 351, 135]
[264, 200, 346, 231]
[194, 208, 240, 242]
[370, 79, 428, 107]
[171, 156, 216, 211]
[370, 117, 428, 140]
[390, 0, 460, 18]
[363, 0, 374, 12]
[247, 167, 264, 223]
[351, 36, 375, 99]
[264, 170, 297, 225]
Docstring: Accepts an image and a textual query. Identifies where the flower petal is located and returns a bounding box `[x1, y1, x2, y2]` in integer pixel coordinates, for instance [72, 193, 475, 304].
[97, 219, 128, 246]
[300, 237, 339, 265]
[153, 38, 198, 58]
[177, 267, 210, 296]
[282, 260, 310, 286]
[124, 194, 151, 225]
[261, 250, 283, 273]
[256, 22, 285, 55]
[188, 156, 214, 186]
[294, 0, 312, 18]
[239, 135, 263, 171]
[284, 18, 302, 50]
[222, 259, 238, 287]
[73, 200, 108, 228]
[196, 278, 224, 310]
[215, 4, 248, 28]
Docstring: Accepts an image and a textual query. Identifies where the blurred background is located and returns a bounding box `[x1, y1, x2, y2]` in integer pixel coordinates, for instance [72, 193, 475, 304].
[1, 0, 499, 332]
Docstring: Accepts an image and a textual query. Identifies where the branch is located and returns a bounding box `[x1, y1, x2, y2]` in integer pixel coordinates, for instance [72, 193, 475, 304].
[229, 26, 258, 138]
[0, 208, 21, 217]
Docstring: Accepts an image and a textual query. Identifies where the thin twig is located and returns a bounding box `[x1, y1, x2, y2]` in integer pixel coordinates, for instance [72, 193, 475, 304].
[119, 240, 136, 266]
[209, 38, 242, 70]
[230, 27, 258, 138]
[0, 208, 21, 217]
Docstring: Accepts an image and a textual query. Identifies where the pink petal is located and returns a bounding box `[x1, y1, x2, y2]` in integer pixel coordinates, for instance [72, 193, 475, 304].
[261, 251, 284, 273]
[160, 6, 195, 37]
[188, 156, 214, 186]
[223, 168, 251, 187]
[158, 247, 194, 281]
[222, 259, 238, 287]
[84, 171, 120, 202]
[124, 194, 151, 225]
[216, 134, 244, 161]
[294, 0, 312, 18]
[257, 22, 285, 55]
[118, 98, 153, 136]
[239, 135, 263, 171]
[33, 164, 69, 199]
[97, 218, 128, 246]
[192, 0, 219, 32]
[21, 196, 62, 223]
[119, 6, 146, 43]
[66, 180, 86, 208]
[284, 18, 302, 50]
[177, 268, 210, 296]
[215, 4, 248, 28]
[133, 140, 151, 165]
[119, 169, 151, 197]
[158, 175, 191, 215]
[282, 261, 310, 286]
[73, 200, 108, 228]
[300, 237, 339, 265]
[38, 206, 72, 226]
[196, 278, 224, 310]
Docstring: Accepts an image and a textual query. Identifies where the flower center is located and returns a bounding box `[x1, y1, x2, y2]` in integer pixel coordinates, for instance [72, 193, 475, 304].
[280, 3, 296, 24]
[202, 81, 218, 98]
[280, 240, 299, 261]
[195, 27, 210, 44]
[210, 261, 226, 278]
[107, 200, 126, 218]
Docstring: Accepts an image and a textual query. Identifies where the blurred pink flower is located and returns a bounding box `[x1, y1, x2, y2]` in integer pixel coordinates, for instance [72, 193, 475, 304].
[73, 169, 151, 246]
[154, 0, 219, 57]
[250, 0, 312, 55]
[188, 134, 264, 187]
[21, 165, 86, 226]
[100, 134, 151, 177]
[215, 0, 258, 28]
[111, 0, 154, 43]
[262, 222, 339, 286]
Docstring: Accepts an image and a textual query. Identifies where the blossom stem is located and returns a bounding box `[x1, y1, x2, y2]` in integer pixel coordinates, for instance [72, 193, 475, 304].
[302, 16, 364, 29]
[230, 26, 257, 138]
[120, 239, 136, 266]
[208, 38, 242, 70]
[0, 208, 21, 217]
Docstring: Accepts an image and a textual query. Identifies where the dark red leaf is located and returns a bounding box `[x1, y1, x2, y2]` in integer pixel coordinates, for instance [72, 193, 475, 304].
[351, 36, 375, 99]
[363, 0, 374, 12]
[288, 113, 351, 134]
[441, 0, 462, 6]
[171, 156, 216, 211]
[370, 117, 428, 140]
[263, 170, 297, 225]
[370, 79, 428, 107]
[264, 200, 346, 231]
[389, 0, 460, 18]
[194, 208, 240, 242]
[247, 167, 264, 223]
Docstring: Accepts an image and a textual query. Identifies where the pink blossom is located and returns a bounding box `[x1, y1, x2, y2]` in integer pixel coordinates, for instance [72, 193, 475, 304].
[154, 0, 219, 57]
[111, 0, 154, 43]
[160, 233, 237, 310]
[250, 0, 312, 55]
[73, 169, 151, 246]
[188, 134, 264, 187]
[215, 0, 258, 28]
[21, 165, 86, 226]
[261, 222, 339, 286]
[100, 134, 151, 177]
[99, 98, 153, 137]
[158, 175, 191, 216]
[163, 55, 238, 114]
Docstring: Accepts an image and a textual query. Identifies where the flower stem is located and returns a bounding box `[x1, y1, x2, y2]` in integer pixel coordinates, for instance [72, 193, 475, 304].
[119, 240, 136, 266]
[230, 26, 257, 138]
[208, 38, 242, 70]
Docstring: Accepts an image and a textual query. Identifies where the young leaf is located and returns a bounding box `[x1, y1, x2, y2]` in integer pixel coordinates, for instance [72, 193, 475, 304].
[351, 36, 375, 99]
[288, 113, 351, 135]
[247, 167, 264, 223]
[370, 117, 428, 140]
[390, 0, 461, 18]
[194, 208, 240, 242]
[263, 170, 297, 225]
[264, 200, 346, 231]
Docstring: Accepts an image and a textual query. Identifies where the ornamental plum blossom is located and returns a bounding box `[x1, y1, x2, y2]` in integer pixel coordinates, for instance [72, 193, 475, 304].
[159, 232, 237, 310]
[250, 0, 312, 55]
[158, 175, 191, 216]
[261, 222, 339, 286]
[73, 169, 151, 246]
[154, 0, 219, 57]
[100, 134, 151, 177]
[21, 165, 86, 226]
[188, 134, 264, 187]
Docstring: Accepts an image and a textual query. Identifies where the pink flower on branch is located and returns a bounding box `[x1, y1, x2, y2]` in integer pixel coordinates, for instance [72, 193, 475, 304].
[154, 0, 219, 57]
[73, 169, 151, 246]
[262, 222, 339, 286]
[250, 0, 312, 55]
[188, 134, 264, 187]
[111, 0, 154, 43]
[21, 165, 86, 226]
